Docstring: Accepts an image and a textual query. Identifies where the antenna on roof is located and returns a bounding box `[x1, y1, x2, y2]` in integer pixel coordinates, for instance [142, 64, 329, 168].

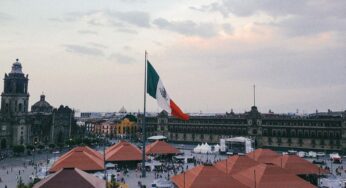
[253, 84, 256, 106]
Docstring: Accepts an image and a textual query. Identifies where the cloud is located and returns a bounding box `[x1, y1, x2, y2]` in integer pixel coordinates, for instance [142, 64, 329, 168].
[153, 18, 218, 37]
[109, 53, 136, 64]
[200, 0, 346, 36]
[0, 12, 13, 22]
[78, 30, 98, 35]
[107, 11, 150, 28]
[201, 0, 307, 17]
[88, 42, 108, 49]
[120, 0, 145, 3]
[123, 45, 132, 51]
[64, 44, 104, 56]
[116, 28, 138, 34]
[161, 24, 346, 90]
[222, 23, 233, 34]
[272, 15, 346, 37]
[59, 10, 149, 31]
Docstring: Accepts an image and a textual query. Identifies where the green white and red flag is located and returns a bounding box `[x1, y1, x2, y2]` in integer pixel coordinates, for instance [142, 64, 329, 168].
[147, 61, 189, 121]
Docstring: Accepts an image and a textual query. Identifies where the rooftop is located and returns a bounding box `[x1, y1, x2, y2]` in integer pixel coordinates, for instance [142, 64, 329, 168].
[49, 146, 104, 173]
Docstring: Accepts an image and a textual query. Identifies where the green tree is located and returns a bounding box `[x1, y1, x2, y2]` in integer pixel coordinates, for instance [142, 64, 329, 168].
[37, 144, 45, 150]
[26, 145, 34, 150]
[1, 139, 6, 149]
[13, 145, 25, 155]
[48, 143, 56, 149]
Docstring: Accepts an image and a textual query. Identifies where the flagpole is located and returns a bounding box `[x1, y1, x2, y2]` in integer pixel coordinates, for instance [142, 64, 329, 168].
[142, 51, 148, 178]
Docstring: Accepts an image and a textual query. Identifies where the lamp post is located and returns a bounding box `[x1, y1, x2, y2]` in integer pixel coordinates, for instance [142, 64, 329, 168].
[46, 147, 50, 176]
[103, 135, 107, 181]
[33, 141, 37, 177]
[69, 138, 72, 150]
[32, 148, 35, 166]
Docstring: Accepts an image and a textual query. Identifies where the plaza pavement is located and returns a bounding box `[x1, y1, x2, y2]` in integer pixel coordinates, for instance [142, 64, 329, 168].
[2, 148, 346, 188]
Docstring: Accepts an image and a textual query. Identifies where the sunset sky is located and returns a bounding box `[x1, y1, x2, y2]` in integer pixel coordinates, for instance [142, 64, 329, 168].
[0, 0, 345, 114]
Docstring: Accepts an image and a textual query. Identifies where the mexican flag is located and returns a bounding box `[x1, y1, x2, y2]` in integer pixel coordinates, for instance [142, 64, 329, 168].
[147, 61, 189, 121]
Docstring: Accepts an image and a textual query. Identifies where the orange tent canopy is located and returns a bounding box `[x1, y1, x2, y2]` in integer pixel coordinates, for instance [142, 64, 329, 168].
[145, 140, 180, 155]
[272, 155, 328, 175]
[34, 168, 105, 188]
[233, 163, 316, 188]
[171, 164, 248, 188]
[49, 146, 104, 173]
[214, 155, 260, 174]
[105, 140, 144, 161]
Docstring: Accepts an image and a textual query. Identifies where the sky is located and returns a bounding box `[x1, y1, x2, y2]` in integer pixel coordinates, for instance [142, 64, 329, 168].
[0, 0, 345, 114]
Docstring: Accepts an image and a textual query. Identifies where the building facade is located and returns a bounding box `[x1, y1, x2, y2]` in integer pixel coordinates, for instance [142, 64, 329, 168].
[138, 106, 346, 152]
[0, 59, 77, 149]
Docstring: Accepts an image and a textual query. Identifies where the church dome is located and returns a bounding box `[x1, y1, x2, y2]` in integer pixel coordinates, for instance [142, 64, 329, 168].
[119, 106, 127, 113]
[10, 59, 23, 74]
[31, 94, 53, 113]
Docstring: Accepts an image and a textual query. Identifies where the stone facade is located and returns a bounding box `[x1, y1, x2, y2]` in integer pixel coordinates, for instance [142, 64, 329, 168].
[138, 106, 346, 152]
[0, 59, 30, 148]
[0, 59, 76, 149]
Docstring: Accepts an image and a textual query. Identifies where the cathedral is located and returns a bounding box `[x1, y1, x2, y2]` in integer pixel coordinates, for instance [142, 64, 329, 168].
[0, 59, 77, 149]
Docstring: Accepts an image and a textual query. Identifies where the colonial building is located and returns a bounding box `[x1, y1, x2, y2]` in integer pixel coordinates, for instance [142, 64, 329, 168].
[0, 59, 30, 148]
[138, 106, 346, 152]
[90, 118, 138, 138]
[0, 59, 77, 149]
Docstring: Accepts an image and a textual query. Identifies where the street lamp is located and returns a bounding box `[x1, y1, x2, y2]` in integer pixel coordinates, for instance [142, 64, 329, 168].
[33, 141, 38, 177]
[69, 138, 73, 150]
[103, 135, 107, 181]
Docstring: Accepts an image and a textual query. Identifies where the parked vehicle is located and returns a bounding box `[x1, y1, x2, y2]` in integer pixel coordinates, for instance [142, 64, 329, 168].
[288, 150, 297, 155]
[330, 153, 342, 163]
[297, 151, 306, 158]
[308, 151, 317, 158]
[312, 159, 325, 165]
[316, 152, 326, 157]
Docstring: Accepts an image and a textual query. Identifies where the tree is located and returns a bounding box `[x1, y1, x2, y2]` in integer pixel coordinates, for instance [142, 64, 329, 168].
[26, 145, 34, 150]
[37, 144, 45, 150]
[1, 139, 6, 149]
[268, 137, 272, 144]
[48, 143, 56, 149]
[287, 138, 292, 146]
[13, 145, 25, 155]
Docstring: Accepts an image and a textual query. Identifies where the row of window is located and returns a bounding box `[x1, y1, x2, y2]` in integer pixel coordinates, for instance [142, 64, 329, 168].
[141, 118, 342, 127]
[267, 137, 341, 146]
[169, 126, 248, 135]
[169, 120, 247, 125]
[263, 129, 341, 138]
[262, 121, 341, 127]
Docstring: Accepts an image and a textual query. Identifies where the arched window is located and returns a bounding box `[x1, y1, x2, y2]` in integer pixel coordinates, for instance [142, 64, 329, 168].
[304, 131, 309, 137]
[277, 130, 281, 137]
[272, 130, 277, 137]
[310, 131, 316, 138]
[329, 132, 334, 138]
[290, 130, 296, 137]
[18, 103, 23, 112]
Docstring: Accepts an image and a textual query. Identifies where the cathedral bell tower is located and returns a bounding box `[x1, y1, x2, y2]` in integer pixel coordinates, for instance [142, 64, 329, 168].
[1, 59, 29, 115]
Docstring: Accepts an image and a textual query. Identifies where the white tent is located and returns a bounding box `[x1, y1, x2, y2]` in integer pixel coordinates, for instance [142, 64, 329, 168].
[152, 178, 173, 188]
[214, 144, 220, 153]
[193, 144, 201, 153]
[148, 135, 167, 141]
[145, 160, 162, 171]
[105, 163, 115, 169]
[200, 143, 212, 154]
